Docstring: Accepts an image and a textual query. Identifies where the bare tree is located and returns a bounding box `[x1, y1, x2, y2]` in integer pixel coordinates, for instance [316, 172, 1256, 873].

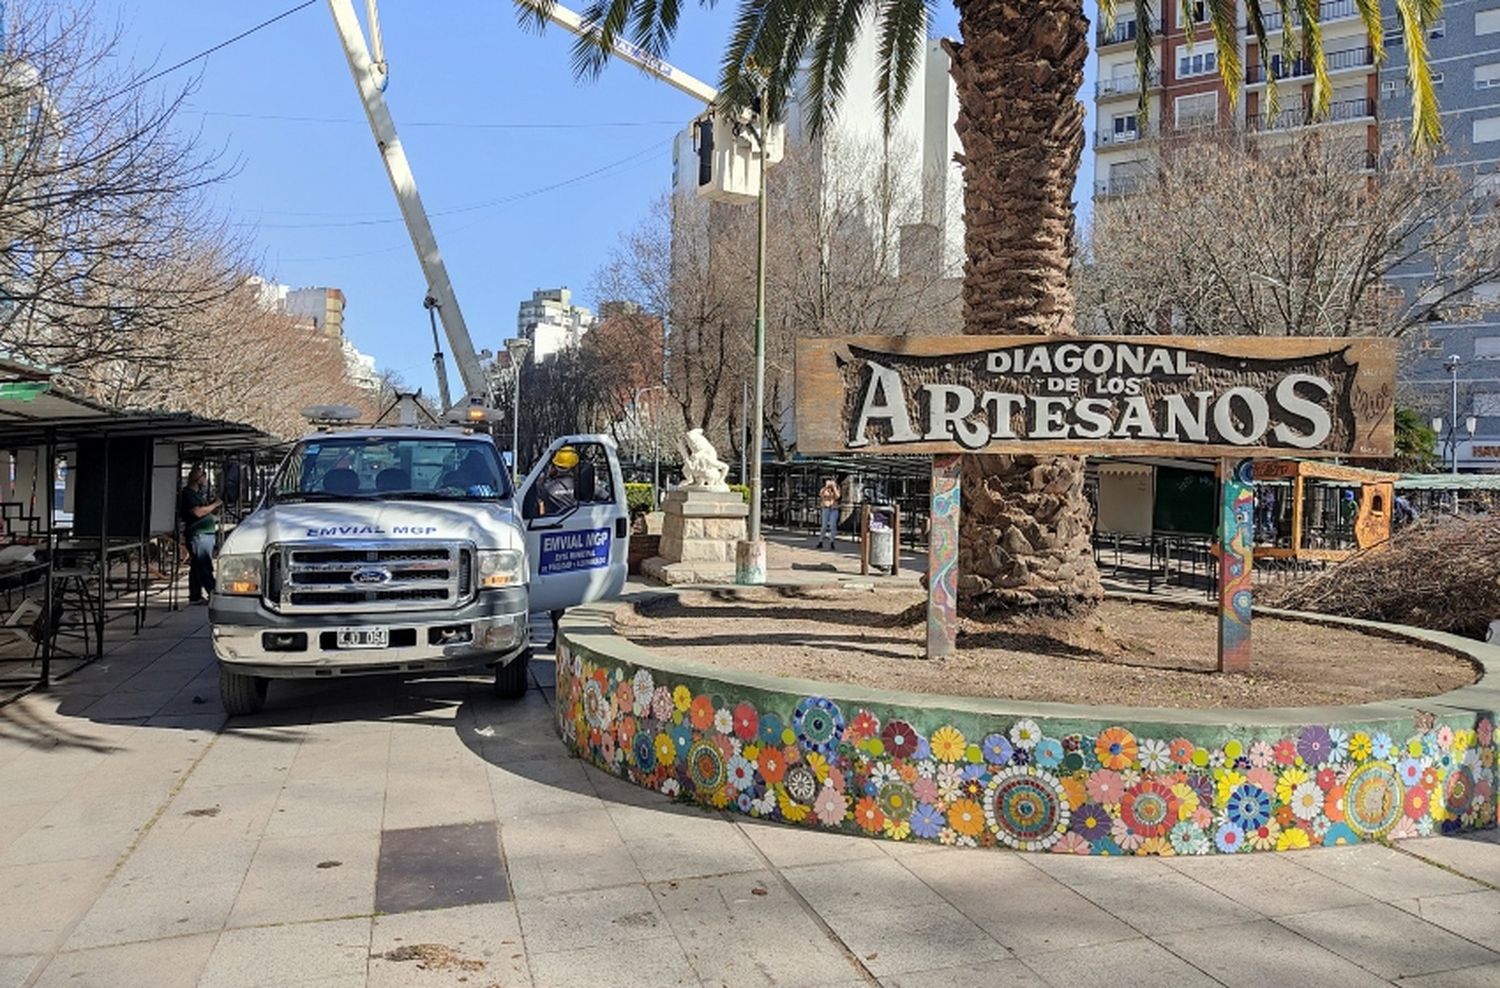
[595, 134, 963, 462]
[1080, 132, 1500, 340]
[0, 0, 242, 392]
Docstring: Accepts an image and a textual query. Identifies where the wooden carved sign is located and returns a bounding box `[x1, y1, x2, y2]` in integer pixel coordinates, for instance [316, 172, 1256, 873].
[795, 336, 1395, 458]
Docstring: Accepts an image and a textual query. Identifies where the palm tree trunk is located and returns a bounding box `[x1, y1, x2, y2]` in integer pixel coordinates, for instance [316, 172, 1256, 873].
[949, 0, 1103, 616]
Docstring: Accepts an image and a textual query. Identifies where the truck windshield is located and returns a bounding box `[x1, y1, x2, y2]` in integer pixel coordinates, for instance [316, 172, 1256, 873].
[270, 435, 512, 503]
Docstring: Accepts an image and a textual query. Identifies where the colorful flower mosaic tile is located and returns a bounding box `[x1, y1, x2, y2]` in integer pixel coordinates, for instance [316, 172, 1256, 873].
[556, 643, 1499, 855]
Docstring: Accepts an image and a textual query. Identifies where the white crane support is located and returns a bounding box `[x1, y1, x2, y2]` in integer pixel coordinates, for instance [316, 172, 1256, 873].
[325, 0, 487, 409]
[534, 4, 719, 105]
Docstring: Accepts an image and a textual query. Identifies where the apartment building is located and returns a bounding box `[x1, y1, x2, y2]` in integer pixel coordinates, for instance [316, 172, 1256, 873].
[1093, 0, 1380, 199]
[1380, 0, 1500, 469]
[517, 287, 595, 363]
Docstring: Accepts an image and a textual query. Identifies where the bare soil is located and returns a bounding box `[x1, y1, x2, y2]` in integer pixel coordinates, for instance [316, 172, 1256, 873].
[611, 587, 1480, 709]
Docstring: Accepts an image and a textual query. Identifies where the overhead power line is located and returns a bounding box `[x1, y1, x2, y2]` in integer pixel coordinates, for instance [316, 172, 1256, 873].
[108, 1, 318, 100]
[244, 138, 671, 229]
[192, 109, 686, 130]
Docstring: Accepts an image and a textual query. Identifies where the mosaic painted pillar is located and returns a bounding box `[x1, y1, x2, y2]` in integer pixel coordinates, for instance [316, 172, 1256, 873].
[1217, 458, 1255, 674]
[927, 454, 961, 659]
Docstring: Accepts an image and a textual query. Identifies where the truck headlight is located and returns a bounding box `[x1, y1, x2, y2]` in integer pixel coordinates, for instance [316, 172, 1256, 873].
[216, 554, 262, 596]
[477, 549, 523, 588]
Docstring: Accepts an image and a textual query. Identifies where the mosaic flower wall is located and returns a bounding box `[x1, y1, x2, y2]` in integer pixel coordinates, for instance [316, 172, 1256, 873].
[556, 641, 1498, 855]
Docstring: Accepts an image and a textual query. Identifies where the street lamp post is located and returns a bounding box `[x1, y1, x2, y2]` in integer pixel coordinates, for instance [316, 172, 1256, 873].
[504, 337, 531, 484]
[736, 88, 770, 586]
[634, 385, 668, 508]
[1432, 356, 1478, 514]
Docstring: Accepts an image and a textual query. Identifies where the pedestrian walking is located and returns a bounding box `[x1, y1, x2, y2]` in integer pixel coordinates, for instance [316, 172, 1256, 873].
[816, 477, 841, 548]
[179, 466, 221, 605]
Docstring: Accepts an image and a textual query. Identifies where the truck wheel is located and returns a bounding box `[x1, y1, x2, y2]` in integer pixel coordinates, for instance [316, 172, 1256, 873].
[219, 666, 268, 717]
[494, 651, 531, 700]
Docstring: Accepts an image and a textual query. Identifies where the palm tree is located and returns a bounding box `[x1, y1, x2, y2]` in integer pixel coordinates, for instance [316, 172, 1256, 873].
[522, 0, 1443, 617]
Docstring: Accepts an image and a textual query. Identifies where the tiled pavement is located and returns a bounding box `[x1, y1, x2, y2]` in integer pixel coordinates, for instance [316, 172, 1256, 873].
[1, 603, 1499, 987]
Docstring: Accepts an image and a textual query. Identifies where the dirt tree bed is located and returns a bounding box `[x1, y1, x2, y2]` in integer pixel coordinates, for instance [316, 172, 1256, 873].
[611, 587, 1479, 709]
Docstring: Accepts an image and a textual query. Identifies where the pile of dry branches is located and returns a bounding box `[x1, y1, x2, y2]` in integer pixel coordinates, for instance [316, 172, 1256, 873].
[1264, 515, 1500, 639]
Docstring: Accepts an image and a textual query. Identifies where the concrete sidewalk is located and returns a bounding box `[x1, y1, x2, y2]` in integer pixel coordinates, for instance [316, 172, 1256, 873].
[1, 604, 1499, 987]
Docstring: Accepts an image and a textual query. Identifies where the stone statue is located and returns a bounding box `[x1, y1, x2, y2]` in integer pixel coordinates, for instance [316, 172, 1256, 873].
[679, 428, 730, 492]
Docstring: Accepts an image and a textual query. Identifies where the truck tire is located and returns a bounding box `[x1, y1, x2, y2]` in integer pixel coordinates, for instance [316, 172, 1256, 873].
[219, 666, 268, 717]
[494, 651, 530, 700]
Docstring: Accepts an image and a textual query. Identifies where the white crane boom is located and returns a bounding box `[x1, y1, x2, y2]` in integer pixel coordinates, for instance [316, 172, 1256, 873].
[325, 0, 721, 416]
[325, 0, 486, 409]
[532, 4, 718, 105]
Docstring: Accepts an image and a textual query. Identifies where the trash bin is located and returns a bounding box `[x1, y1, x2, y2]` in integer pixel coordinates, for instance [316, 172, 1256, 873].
[866, 506, 895, 570]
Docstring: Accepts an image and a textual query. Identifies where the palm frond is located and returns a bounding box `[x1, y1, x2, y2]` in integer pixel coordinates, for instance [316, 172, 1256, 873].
[1208, 0, 1241, 109]
[1353, 0, 1384, 64]
[1098, 0, 1119, 32]
[1134, 0, 1156, 126]
[1178, 0, 1197, 46]
[1296, 0, 1329, 119]
[804, 0, 875, 137]
[1276, 0, 1296, 74]
[568, 0, 637, 80]
[1244, 1, 1280, 122]
[876, 0, 933, 137]
[514, 0, 558, 33]
[1394, 0, 1441, 148]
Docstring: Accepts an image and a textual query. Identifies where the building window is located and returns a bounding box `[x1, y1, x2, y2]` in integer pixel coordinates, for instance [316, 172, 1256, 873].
[1433, 72, 1445, 88]
[1177, 46, 1218, 79]
[1112, 113, 1139, 138]
[1429, 18, 1445, 38]
[1476, 337, 1500, 359]
[1478, 64, 1500, 89]
[1175, 92, 1218, 129]
[1381, 79, 1397, 96]
[1476, 117, 1500, 143]
[1474, 393, 1500, 416]
[1481, 9, 1500, 34]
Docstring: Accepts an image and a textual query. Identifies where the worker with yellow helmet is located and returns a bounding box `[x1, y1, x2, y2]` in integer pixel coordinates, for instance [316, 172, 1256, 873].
[534, 445, 580, 516]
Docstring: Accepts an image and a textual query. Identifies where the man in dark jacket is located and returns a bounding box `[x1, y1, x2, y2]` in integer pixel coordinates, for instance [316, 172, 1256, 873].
[179, 466, 221, 604]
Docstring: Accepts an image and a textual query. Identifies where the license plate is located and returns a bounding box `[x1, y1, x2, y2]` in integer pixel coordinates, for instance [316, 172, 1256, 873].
[336, 627, 388, 649]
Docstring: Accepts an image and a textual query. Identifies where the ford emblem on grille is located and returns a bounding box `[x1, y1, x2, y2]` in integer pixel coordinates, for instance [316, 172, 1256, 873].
[351, 566, 392, 585]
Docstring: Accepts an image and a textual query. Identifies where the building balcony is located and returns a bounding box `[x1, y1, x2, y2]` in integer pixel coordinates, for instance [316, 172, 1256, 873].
[1096, 18, 1161, 48]
[1093, 127, 1157, 150]
[1245, 46, 1374, 84]
[1246, 96, 1375, 132]
[1094, 175, 1151, 198]
[1095, 70, 1161, 100]
[1246, 0, 1360, 34]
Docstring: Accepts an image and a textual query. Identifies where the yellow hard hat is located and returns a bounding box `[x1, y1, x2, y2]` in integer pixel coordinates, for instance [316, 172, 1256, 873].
[551, 446, 579, 470]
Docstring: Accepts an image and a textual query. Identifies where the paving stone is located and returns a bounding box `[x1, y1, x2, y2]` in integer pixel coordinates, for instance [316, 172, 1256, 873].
[263, 778, 387, 839]
[1392, 891, 1500, 951]
[0, 855, 115, 954]
[72, 689, 177, 720]
[1295, 843, 1486, 902]
[0, 955, 38, 988]
[737, 819, 890, 868]
[33, 932, 216, 987]
[148, 783, 284, 844]
[781, 856, 947, 918]
[878, 959, 1047, 988]
[515, 883, 666, 955]
[527, 935, 697, 988]
[1158, 918, 1391, 987]
[1164, 850, 1377, 918]
[368, 902, 531, 988]
[1399, 837, 1500, 887]
[0, 800, 65, 858]
[65, 878, 244, 949]
[382, 766, 495, 831]
[502, 806, 644, 896]
[1022, 936, 1222, 987]
[815, 899, 1011, 978]
[1281, 901, 1500, 980]
[1397, 960, 1500, 986]
[902, 850, 1138, 956]
[199, 917, 373, 988]
[1031, 853, 1260, 935]
[180, 734, 298, 790]
[487, 756, 606, 820]
[609, 801, 764, 882]
[375, 822, 508, 914]
[227, 831, 380, 928]
[652, 869, 861, 986]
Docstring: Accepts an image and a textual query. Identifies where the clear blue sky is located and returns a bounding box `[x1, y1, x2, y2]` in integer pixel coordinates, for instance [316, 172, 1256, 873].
[98, 0, 1097, 392]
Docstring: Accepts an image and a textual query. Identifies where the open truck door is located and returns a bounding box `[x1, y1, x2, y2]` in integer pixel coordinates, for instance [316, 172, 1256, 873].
[517, 434, 629, 614]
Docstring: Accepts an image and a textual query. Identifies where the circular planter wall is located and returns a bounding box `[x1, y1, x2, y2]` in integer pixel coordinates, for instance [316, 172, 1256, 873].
[555, 598, 1499, 855]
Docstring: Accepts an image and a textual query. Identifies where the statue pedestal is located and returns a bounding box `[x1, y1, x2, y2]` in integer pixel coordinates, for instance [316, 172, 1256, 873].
[642, 489, 749, 584]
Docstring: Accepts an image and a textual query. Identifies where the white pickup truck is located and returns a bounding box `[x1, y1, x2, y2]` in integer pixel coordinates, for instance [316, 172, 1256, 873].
[209, 428, 628, 716]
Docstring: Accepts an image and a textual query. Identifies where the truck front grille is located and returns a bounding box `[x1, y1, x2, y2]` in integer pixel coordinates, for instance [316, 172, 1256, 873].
[268, 541, 474, 613]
